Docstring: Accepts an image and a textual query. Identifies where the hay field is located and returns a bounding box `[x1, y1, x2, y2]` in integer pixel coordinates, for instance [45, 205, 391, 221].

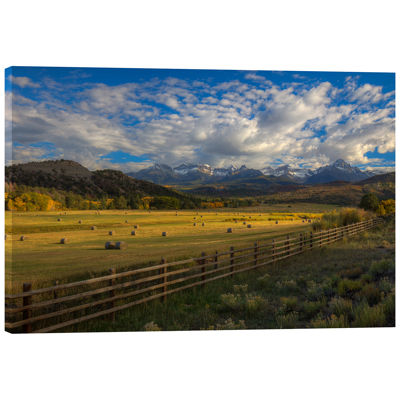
[5, 207, 324, 292]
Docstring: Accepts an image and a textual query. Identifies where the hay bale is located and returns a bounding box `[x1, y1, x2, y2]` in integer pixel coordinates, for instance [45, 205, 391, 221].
[202, 222, 205, 226]
[247, 224, 252, 228]
[162, 232, 167, 236]
[105, 241, 116, 249]
[131, 230, 136, 236]
[302, 220, 305, 223]
[193, 223, 197, 226]
[20, 235, 25, 241]
[115, 241, 127, 250]
[227, 228, 233, 233]
[91, 226, 96, 230]
[134, 225, 139, 229]
[243, 222, 246, 225]
[109, 231, 114, 236]
[60, 238, 68, 244]
[275, 221, 279, 224]
[308, 219, 312, 223]
[78, 220, 82, 224]
[125, 220, 129, 223]
[57, 218, 62, 222]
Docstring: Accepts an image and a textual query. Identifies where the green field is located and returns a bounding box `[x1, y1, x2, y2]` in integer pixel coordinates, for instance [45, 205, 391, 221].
[4, 204, 331, 292]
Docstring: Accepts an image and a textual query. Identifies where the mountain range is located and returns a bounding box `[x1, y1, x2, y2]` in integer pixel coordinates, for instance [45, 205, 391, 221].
[129, 159, 378, 185]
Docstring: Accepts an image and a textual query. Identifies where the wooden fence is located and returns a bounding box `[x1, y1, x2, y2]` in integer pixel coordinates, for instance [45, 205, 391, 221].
[5, 218, 381, 333]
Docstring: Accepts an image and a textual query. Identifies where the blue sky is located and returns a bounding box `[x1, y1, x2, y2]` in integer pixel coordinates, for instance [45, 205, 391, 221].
[5, 67, 395, 172]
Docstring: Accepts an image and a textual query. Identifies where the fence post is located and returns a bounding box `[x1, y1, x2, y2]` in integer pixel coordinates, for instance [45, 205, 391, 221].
[254, 242, 258, 266]
[22, 282, 32, 333]
[53, 280, 59, 312]
[201, 252, 207, 287]
[230, 246, 234, 275]
[214, 251, 219, 270]
[272, 239, 275, 263]
[161, 258, 167, 303]
[108, 268, 116, 322]
[286, 235, 290, 256]
[299, 233, 303, 252]
[310, 231, 313, 249]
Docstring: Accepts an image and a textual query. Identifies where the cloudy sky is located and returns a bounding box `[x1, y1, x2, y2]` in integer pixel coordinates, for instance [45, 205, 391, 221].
[5, 67, 395, 173]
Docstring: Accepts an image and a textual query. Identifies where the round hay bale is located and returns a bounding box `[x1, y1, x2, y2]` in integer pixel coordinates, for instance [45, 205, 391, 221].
[105, 241, 116, 249]
[60, 238, 68, 244]
[162, 232, 167, 236]
[57, 218, 62, 222]
[308, 219, 312, 223]
[275, 221, 279, 224]
[20, 235, 25, 241]
[134, 225, 138, 229]
[91, 226, 97, 230]
[125, 220, 128, 223]
[131, 230, 136, 236]
[109, 231, 114, 236]
[78, 220, 82, 224]
[247, 224, 252, 228]
[243, 222, 246, 225]
[202, 222, 205, 226]
[227, 228, 233, 233]
[193, 223, 197, 226]
[302, 220, 305, 223]
[116, 241, 127, 250]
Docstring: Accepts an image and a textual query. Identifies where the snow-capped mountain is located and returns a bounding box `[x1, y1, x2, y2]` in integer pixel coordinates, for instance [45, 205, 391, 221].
[306, 159, 374, 184]
[262, 165, 314, 181]
[129, 159, 378, 185]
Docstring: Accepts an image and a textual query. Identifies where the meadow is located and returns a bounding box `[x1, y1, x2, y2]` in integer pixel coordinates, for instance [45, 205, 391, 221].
[5, 204, 331, 292]
[55, 216, 396, 332]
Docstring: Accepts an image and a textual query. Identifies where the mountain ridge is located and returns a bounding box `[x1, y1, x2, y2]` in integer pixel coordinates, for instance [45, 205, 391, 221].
[129, 159, 379, 185]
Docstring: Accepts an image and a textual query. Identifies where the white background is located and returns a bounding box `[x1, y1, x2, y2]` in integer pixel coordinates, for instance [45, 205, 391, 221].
[0, 1, 399, 399]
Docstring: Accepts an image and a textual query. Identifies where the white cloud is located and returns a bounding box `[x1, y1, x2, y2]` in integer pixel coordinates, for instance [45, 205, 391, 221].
[11, 76, 40, 88]
[7, 73, 395, 172]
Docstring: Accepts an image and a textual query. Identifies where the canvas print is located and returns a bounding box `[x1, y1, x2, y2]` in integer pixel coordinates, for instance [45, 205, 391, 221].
[4, 67, 395, 333]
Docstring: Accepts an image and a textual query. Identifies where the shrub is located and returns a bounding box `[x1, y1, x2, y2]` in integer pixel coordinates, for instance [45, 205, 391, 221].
[378, 277, 393, 294]
[359, 193, 379, 212]
[211, 318, 247, 330]
[220, 293, 243, 310]
[306, 281, 325, 301]
[369, 259, 395, 280]
[329, 297, 353, 319]
[276, 312, 299, 329]
[296, 276, 308, 290]
[245, 294, 267, 314]
[382, 292, 395, 326]
[353, 301, 386, 327]
[233, 284, 248, 294]
[143, 321, 161, 331]
[302, 300, 325, 319]
[360, 284, 382, 306]
[257, 273, 271, 288]
[280, 296, 299, 312]
[360, 273, 373, 284]
[340, 267, 363, 280]
[337, 279, 363, 298]
[311, 314, 349, 328]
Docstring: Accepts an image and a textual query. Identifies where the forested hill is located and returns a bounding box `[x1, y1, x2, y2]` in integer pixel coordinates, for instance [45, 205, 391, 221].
[5, 160, 201, 209]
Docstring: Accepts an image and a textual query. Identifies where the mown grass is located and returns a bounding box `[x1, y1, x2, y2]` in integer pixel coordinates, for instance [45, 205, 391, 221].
[5, 208, 322, 292]
[59, 216, 395, 332]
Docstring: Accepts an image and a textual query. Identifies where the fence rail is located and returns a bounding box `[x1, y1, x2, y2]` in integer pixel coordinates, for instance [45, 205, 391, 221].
[5, 218, 381, 333]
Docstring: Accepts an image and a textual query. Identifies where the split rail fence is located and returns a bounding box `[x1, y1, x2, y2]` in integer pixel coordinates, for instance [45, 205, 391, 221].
[5, 218, 381, 333]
